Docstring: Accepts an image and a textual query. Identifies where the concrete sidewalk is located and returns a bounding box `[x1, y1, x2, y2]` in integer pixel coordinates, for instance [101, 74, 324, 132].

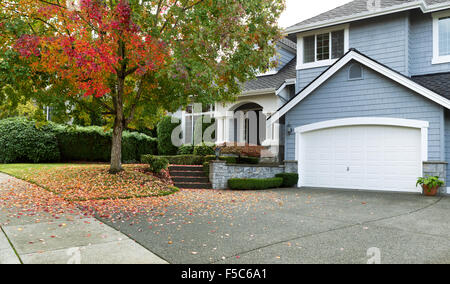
[0, 173, 168, 264]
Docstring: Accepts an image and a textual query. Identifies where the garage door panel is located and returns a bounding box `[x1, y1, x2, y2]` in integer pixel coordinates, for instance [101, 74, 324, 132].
[299, 124, 422, 193]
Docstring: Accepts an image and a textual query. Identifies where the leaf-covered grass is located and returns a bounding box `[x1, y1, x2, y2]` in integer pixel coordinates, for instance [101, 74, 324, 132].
[0, 164, 178, 201]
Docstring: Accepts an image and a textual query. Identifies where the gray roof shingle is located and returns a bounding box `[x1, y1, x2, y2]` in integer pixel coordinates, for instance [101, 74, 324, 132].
[287, 0, 450, 33]
[243, 57, 296, 92]
[411, 73, 450, 99]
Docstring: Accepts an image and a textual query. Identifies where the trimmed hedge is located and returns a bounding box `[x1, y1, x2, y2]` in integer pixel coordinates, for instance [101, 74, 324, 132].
[143, 154, 205, 165]
[228, 178, 283, 190]
[219, 156, 259, 165]
[51, 124, 157, 163]
[275, 173, 299, 187]
[0, 118, 157, 163]
[141, 155, 169, 173]
[0, 117, 60, 163]
[177, 144, 194, 155]
[157, 116, 180, 155]
[193, 143, 215, 156]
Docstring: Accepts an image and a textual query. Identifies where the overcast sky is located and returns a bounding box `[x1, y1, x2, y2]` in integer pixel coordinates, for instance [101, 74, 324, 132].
[279, 0, 353, 28]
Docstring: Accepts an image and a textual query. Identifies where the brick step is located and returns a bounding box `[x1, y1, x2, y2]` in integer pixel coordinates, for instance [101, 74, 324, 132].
[174, 182, 212, 189]
[169, 171, 206, 177]
[169, 165, 204, 172]
[172, 176, 209, 183]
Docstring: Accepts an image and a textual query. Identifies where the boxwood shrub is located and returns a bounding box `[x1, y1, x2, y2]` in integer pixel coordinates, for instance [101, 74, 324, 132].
[218, 156, 259, 165]
[193, 143, 215, 156]
[228, 178, 283, 190]
[275, 173, 299, 187]
[0, 117, 60, 163]
[141, 155, 169, 173]
[157, 116, 180, 155]
[177, 144, 194, 155]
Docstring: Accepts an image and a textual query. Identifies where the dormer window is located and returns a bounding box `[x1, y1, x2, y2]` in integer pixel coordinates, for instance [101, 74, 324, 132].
[297, 24, 349, 70]
[433, 11, 450, 64]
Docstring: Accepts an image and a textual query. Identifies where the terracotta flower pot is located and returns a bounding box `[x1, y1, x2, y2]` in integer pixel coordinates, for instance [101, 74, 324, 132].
[422, 185, 439, 196]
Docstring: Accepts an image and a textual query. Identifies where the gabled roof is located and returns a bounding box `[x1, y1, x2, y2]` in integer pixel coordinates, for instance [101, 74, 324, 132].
[285, 0, 450, 35]
[268, 49, 450, 124]
[243, 57, 296, 94]
[412, 73, 450, 99]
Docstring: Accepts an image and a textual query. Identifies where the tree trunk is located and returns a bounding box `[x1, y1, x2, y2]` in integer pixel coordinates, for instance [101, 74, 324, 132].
[110, 78, 125, 173]
[110, 117, 124, 173]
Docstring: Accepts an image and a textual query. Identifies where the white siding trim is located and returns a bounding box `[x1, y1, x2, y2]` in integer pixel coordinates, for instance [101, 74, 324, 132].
[268, 50, 450, 125]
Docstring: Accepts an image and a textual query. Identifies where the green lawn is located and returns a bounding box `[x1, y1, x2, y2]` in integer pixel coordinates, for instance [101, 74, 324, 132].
[0, 163, 83, 178]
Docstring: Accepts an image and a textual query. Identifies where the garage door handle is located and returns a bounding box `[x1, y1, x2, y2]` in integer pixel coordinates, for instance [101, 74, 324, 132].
[347, 167, 350, 172]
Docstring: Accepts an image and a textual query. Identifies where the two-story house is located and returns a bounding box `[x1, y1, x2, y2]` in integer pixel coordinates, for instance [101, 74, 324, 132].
[265, 0, 450, 194]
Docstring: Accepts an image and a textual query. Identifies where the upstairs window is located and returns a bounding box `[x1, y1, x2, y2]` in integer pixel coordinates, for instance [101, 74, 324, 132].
[297, 25, 349, 70]
[433, 11, 450, 64]
[439, 17, 450, 56]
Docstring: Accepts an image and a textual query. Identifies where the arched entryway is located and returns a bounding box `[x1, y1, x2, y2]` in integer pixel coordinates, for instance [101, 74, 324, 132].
[231, 102, 266, 146]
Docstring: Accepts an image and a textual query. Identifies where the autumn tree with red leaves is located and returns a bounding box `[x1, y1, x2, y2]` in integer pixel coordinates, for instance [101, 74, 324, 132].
[0, 0, 285, 173]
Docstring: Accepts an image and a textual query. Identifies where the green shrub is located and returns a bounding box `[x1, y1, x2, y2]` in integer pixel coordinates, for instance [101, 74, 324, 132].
[219, 156, 237, 164]
[204, 155, 216, 162]
[228, 178, 283, 190]
[51, 124, 156, 162]
[238, 156, 259, 164]
[178, 144, 194, 155]
[157, 116, 180, 155]
[193, 143, 215, 156]
[203, 162, 210, 178]
[141, 155, 169, 173]
[149, 155, 205, 165]
[218, 156, 259, 164]
[275, 173, 299, 187]
[0, 117, 60, 163]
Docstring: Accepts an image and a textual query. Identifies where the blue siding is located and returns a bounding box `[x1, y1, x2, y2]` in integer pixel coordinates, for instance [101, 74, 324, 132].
[285, 61, 444, 161]
[296, 67, 327, 92]
[277, 47, 295, 71]
[296, 13, 410, 93]
[409, 10, 450, 75]
[350, 13, 410, 75]
[445, 111, 450, 185]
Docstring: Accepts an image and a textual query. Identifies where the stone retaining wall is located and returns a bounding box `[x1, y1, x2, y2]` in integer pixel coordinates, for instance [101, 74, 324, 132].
[209, 161, 298, 190]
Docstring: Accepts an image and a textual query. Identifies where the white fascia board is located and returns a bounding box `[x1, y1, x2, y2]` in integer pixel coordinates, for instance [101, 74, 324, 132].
[241, 88, 276, 97]
[268, 50, 450, 124]
[285, 1, 427, 35]
[295, 117, 429, 134]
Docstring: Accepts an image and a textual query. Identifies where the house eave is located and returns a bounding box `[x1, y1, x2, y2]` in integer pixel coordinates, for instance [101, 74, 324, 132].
[285, 1, 450, 36]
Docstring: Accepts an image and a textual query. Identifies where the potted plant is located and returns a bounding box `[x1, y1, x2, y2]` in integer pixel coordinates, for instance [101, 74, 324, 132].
[416, 176, 444, 196]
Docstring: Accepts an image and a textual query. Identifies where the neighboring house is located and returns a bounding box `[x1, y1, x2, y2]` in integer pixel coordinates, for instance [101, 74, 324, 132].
[266, 0, 450, 194]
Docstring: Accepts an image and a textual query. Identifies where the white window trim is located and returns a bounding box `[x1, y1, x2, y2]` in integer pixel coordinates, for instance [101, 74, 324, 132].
[296, 24, 349, 70]
[432, 10, 450, 65]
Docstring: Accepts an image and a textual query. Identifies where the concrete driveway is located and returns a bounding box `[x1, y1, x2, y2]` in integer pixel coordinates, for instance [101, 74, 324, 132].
[100, 188, 450, 264]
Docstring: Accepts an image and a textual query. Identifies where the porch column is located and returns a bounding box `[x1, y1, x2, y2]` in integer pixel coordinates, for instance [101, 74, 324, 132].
[262, 112, 278, 146]
[223, 111, 233, 143]
[216, 116, 224, 144]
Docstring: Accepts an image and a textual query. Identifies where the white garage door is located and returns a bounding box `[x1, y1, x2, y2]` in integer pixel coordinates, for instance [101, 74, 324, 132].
[298, 124, 423, 192]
